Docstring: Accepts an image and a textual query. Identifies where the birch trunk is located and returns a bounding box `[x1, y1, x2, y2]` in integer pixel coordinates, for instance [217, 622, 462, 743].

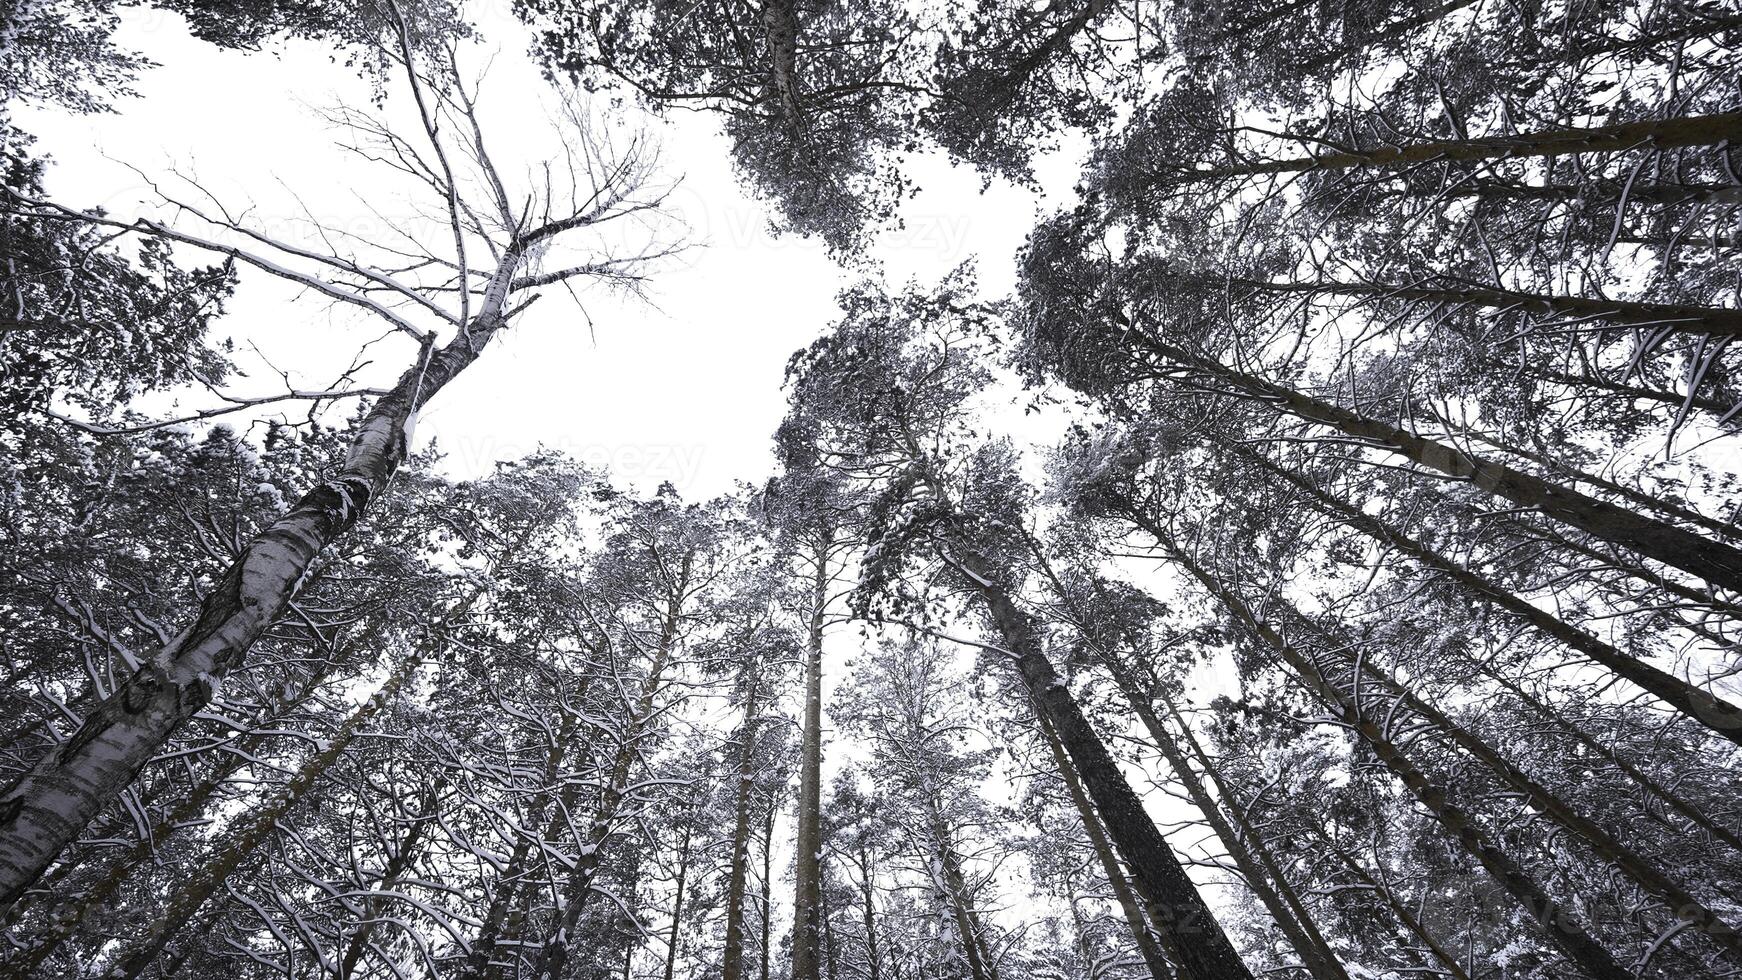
[103, 650, 425, 978]
[0, 271, 523, 909]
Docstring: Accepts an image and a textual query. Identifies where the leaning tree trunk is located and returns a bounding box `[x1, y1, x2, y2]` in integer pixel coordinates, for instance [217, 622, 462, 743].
[103, 650, 424, 978]
[1155, 539, 1632, 980]
[1033, 704, 1177, 980]
[759, 803, 775, 980]
[338, 784, 438, 978]
[1162, 112, 1742, 185]
[1422, 414, 1733, 538]
[790, 532, 832, 980]
[11, 648, 354, 972]
[0, 268, 526, 910]
[1277, 603, 1742, 962]
[1131, 330, 1742, 595]
[1235, 448, 1742, 743]
[1229, 275, 1742, 340]
[1308, 827, 1473, 980]
[1157, 692, 1348, 980]
[955, 549, 1256, 980]
[1094, 661, 1346, 980]
[1476, 666, 1742, 855]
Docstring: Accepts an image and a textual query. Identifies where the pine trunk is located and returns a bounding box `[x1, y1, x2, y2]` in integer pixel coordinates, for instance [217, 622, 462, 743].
[791, 533, 831, 980]
[961, 553, 1256, 980]
[1169, 113, 1742, 184]
[723, 670, 764, 980]
[1033, 704, 1177, 980]
[1097, 662, 1345, 980]
[1240, 450, 1742, 742]
[1133, 331, 1742, 594]
[1159, 541, 1632, 980]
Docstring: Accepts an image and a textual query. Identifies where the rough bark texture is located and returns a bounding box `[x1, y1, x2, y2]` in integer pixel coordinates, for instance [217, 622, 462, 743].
[928, 815, 999, 980]
[1033, 704, 1176, 980]
[761, 0, 804, 139]
[961, 552, 1255, 980]
[1099, 664, 1346, 980]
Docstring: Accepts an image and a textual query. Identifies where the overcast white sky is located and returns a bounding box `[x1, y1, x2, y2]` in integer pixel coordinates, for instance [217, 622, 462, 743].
[16, 3, 1081, 500]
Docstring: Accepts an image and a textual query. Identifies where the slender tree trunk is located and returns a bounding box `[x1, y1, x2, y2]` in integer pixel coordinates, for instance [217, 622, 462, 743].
[1558, 13, 1742, 60]
[1154, 538, 1632, 980]
[103, 651, 425, 978]
[1478, 667, 1742, 855]
[791, 533, 832, 980]
[1231, 275, 1742, 340]
[1095, 664, 1344, 980]
[761, 0, 804, 140]
[1311, 829, 1473, 980]
[530, 560, 689, 980]
[1292, 0, 1476, 74]
[821, 874, 841, 980]
[1422, 414, 1733, 538]
[760, 802, 775, 980]
[1164, 113, 1742, 184]
[723, 668, 764, 980]
[0, 269, 525, 909]
[927, 816, 997, 980]
[1033, 704, 1177, 980]
[1157, 693, 1345, 980]
[1449, 178, 1742, 209]
[662, 821, 694, 980]
[1533, 366, 1734, 417]
[960, 555, 1256, 980]
[858, 847, 883, 980]
[1282, 605, 1742, 960]
[11, 676, 328, 972]
[339, 786, 436, 978]
[463, 725, 580, 978]
[1237, 448, 1742, 742]
[1131, 329, 1742, 594]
